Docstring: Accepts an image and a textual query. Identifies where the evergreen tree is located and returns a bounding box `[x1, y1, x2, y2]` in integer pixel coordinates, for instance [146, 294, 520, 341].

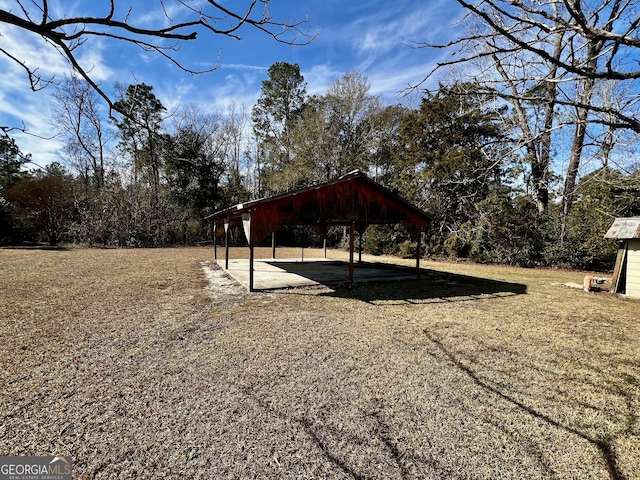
[0, 132, 31, 244]
[252, 62, 307, 194]
[112, 83, 167, 245]
[0, 132, 30, 193]
[393, 84, 505, 239]
[113, 83, 166, 191]
[549, 167, 640, 270]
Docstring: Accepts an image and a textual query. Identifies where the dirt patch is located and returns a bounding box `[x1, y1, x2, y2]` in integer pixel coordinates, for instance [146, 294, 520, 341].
[200, 260, 247, 299]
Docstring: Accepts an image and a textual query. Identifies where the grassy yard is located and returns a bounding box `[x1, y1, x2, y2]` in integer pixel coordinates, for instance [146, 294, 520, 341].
[0, 247, 638, 479]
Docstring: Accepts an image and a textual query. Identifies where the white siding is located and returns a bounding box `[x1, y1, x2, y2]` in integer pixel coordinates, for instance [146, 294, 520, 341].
[626, 239, 640, 299]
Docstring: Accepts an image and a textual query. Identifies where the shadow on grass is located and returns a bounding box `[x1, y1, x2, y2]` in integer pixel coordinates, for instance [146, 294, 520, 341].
[1, 243, 72, 251]
[424, 332, 630, 480]
[263, 260, 527, 303]
[242, 384, 433, 480]
[329, 272, 527, 304]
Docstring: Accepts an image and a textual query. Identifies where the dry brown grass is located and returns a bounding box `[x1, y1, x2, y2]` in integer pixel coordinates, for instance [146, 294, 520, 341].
[0, 246, 638, 479]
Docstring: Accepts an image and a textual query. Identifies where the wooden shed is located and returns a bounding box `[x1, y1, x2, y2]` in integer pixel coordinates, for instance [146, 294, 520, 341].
[206, 170, 432, 291]
[604, 217, 640, 299]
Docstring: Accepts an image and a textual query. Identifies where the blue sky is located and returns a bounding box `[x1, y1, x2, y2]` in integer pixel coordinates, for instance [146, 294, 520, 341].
[0, 0, 465, 167]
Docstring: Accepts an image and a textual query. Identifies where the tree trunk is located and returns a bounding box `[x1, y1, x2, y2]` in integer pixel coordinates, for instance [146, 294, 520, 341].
[534, 28, 564, 216]
[562, 101, 590, 218]
[562, 37, 602, 219]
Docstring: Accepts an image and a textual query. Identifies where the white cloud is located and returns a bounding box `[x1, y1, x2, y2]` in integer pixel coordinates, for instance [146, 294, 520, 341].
[2, 90, 64, 167]
[204, 74, 261, 113]
[0, 27, 65, 164]
[303, 64, 344, 96]
[0, 25, 71, 81]
[76, 40, 113, 83]
[0, 18, 115, 166]
[150, 68, 258, 117]
[366, 61, 436, 100]
[128, 2, 186, 29]
[220, 63, 268, 72]
[298, 0, 464, 103]
[358, 15, 428, 53]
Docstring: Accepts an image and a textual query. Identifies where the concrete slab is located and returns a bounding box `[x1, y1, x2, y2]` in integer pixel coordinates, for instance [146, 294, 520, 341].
[220, 257, 420, 290]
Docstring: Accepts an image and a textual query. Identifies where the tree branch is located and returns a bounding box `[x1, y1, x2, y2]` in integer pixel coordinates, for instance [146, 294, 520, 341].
[0, 46, 54, 91]
[431, 0, 640, 81]
[0, 1, 318, 113]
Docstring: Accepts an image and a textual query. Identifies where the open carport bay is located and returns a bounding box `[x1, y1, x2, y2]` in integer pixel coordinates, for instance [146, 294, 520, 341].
[220, 257, 423, 290]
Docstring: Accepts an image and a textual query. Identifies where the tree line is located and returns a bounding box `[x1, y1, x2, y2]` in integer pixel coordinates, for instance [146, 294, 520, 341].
[1, 60, 639, 270]
[2, 1, 639, 270]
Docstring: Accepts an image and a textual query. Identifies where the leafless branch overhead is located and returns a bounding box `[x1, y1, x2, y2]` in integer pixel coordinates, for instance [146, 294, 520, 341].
[419, 0, 640, 81]
[0, 0, 318, 115]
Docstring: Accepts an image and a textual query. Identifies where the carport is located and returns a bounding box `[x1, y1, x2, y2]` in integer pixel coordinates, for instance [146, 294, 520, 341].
[206, 170, 432, 291]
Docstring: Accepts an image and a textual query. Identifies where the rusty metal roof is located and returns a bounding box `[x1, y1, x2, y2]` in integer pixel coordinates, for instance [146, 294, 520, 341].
[207, 170, 432, 245]
[604, 217, 640, 239]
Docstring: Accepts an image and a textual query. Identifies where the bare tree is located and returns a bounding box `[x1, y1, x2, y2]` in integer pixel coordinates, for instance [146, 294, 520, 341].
[325, 72, 382, 177]
[417, 0, 640, 132]
[458, 0, 640, 80]
[414, 0, 640, 216]
[52, 75, 113, 189]
[1, 0, 317, 114]
[288, 72, 383, 188]
[421, 3, 567, 214]
[222, 103, 251, 204]
[491, 24, 564, 215]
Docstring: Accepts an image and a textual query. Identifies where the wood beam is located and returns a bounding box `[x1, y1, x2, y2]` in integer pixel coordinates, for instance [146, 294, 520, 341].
[610, 241, 628, 294]
[244, 214, 254, 292]
[271, 231, 276, 259]
[249, 244, 255, 292]
[349, 221, 355, 283]
[224, 218, 230, 270]
[415, 229, 421, 278]
[213, 221, 217, 261]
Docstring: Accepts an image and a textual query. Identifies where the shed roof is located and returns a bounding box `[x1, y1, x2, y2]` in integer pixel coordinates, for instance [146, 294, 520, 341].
[604, 217, 640, 240]
[207, 170, 432, 246]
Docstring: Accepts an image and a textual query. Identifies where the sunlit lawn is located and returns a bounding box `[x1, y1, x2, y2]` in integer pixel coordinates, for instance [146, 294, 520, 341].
[1, 247, 638, 479]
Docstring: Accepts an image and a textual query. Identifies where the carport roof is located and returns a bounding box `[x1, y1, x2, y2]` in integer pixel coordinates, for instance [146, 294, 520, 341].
[206, 170, 432, 245]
